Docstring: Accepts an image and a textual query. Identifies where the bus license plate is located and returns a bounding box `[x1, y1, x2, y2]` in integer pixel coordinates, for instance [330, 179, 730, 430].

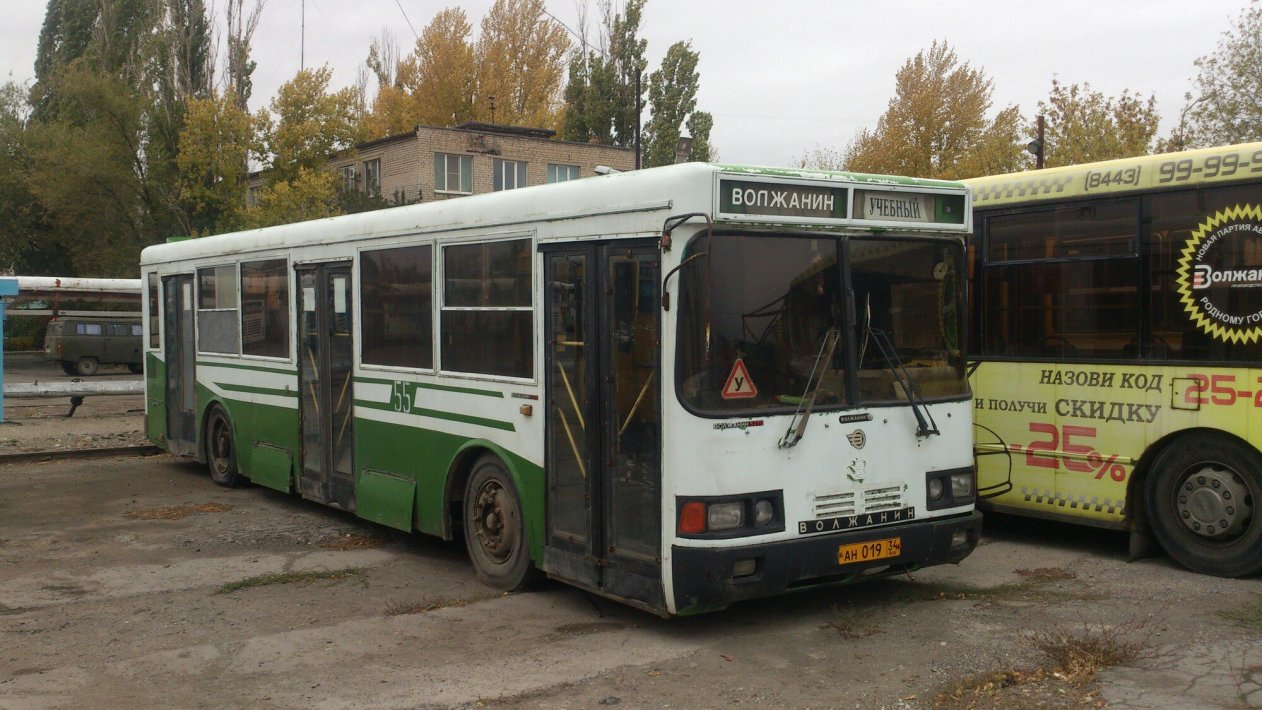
[838, 537, 901, 565]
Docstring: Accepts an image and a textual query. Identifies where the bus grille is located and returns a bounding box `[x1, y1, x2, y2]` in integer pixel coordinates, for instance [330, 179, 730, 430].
[864, 486, 904, 512]
[813, 486, 904, 518]
[813, 491, 856, 517]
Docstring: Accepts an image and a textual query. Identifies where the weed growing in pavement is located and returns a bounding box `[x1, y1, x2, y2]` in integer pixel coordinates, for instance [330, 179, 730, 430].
[930, 619, 1153, 710]
[214, 568, 367, 594]
[124, 502, 231, 520]
[320, 532, 388, 551]
[385, 598, 468, 615]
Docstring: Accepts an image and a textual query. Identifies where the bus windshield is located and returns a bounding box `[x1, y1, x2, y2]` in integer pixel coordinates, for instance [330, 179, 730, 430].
[676, 232, 967, 414]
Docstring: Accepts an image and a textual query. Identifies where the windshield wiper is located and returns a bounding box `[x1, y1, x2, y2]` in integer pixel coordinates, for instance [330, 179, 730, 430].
[778, 327, 841, 449]
[868, 327, 939, 438]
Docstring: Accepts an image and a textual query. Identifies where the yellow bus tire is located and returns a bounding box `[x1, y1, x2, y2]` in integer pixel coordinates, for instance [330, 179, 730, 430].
[1146, 435, 1262, 578]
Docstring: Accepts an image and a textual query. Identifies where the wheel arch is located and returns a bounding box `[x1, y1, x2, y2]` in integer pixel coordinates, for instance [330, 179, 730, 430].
[441, 440, 540, 559]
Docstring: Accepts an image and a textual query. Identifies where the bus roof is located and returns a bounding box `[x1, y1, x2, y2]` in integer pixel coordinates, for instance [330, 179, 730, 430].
[142, 162, 969, 266]
[965, 141, 1262, 209]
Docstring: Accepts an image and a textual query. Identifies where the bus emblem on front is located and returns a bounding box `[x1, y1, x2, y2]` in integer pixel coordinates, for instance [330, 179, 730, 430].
[847, 430, 866, 449]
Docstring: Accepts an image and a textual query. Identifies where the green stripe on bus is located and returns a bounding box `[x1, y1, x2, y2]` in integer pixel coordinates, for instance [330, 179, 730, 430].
[354, 375, 504, 398]
[217, 382, 299, 398]
[197, 360, 296, 376]
[355, 399, 515, 432]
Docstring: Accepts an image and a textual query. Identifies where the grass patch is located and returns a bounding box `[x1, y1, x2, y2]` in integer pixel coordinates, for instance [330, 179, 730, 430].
[124, 502, 231, 520]
[1217, 594, 1262, 628]
[385, 598, 468, 616]
[931, 621, 1151, 710]
[215, 567, 366, 595]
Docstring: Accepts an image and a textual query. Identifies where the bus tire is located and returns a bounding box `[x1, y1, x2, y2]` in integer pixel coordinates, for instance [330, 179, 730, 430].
[75, 357, 99, 376]
[463, 454, 536, 591]
[1146, 434, 1262, 578]
[206, 406, 242, 488]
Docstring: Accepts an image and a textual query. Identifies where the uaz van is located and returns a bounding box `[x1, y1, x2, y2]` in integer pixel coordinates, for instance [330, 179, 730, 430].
[43, 315, 143, 375]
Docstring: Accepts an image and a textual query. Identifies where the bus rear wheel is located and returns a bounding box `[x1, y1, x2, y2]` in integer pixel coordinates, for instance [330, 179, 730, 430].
[75, 357, 99, 376]
[1146, 435, 1262, 577]
[463, 455, 535, 591]
[206, 407, 242, 488]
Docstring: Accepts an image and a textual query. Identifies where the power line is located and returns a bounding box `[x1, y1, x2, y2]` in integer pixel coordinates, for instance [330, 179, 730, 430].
[394, 0, 419, 41]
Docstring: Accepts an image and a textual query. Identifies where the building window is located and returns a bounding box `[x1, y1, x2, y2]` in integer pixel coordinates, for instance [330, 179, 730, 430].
[435, 153, 473, 194]
[493, 159, 527, 191]
[441, 239, 532, 378]
[363, 158, 381, 198]
[240, 258, 289, 359]
[362, 245, 433, 369]
[339, 164, 358, 193]
[197, 264, 240, 354]
[246, 185, 261, 207]
[547, 164, 580, 183]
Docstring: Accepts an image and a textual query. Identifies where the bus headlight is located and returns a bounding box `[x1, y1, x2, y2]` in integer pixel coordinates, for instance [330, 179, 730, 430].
[950, 472, 973, 498]
[927, 478, 945, 502]
[676, 492, 784, 538]
[754, 499, 775, 527]
[708, 502, 744, 531]
[926, 467, 975, 510]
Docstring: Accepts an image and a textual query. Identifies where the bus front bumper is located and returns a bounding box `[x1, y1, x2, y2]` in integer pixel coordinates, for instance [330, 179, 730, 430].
[670, 511, 981, 614]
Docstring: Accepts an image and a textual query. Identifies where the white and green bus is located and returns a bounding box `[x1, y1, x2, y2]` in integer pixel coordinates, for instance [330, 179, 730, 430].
[141, 163, 980, 615]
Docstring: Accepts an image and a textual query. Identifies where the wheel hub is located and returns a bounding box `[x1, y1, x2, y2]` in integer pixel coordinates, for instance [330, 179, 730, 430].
[1176, 464, 1253, 539]
[474, 483, 516, 561]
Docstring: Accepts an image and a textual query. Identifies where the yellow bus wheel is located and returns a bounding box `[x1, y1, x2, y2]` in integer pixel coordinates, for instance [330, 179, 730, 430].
[1146, 435, 1262, 578]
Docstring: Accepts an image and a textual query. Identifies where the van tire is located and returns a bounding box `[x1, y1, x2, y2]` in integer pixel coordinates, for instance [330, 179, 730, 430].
[127, 363, 143, 374]
[60, 362, 78, 376]
[75, 357, 99, 376]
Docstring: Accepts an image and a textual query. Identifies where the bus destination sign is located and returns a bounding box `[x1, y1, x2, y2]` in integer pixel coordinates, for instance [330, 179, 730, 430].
[719, 179, 847, 220]
[855, 190, 932, 223]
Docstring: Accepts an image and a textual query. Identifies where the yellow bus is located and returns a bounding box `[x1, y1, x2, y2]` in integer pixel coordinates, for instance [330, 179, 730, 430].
[965, 143, 1262, 577]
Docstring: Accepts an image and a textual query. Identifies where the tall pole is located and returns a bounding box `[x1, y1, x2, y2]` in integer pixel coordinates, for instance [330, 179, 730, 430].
[301, 0, 305, 71]
[1036, 115, 1045, 169]
[634, 68, 641, 170]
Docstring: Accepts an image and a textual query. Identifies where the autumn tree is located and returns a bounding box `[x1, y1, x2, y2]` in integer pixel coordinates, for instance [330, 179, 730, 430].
[1036, 79, 1159, 167]
[239, 168, 342, 229]
[1180, 2, 1262, 147]
[177, 92, 264, 233]
[264, 66, 362, 181]
[397, 8, 477, 128]
[642, 41, 700, 167]
[686, 110, 715, 161]
[561, 0, 647, 146]
[841, 41, 1025, 179]
[475, 0, 570, 127]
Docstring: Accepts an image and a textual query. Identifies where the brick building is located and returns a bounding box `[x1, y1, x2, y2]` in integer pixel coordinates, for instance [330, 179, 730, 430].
[314, 122, 637, 206]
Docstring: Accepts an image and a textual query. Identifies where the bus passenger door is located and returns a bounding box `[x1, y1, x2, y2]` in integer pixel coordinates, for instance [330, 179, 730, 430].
[543, 243, 663, 609]
[163, 274, 196, 456]
[297, 263, 356, 512]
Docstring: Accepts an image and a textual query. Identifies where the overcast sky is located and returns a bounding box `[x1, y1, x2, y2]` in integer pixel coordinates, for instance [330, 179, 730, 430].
[0, 0, 1249, 166]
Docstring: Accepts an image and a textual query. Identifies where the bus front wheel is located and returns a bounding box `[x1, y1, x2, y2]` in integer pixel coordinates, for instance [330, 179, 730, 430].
[1146, 435, 1262, 578]
[463, 455, 535, 591]
[206, 407, 242, 488]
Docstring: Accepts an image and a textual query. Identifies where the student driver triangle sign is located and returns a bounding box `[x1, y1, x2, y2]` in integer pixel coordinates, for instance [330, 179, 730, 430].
[722, 358, 758, 399]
